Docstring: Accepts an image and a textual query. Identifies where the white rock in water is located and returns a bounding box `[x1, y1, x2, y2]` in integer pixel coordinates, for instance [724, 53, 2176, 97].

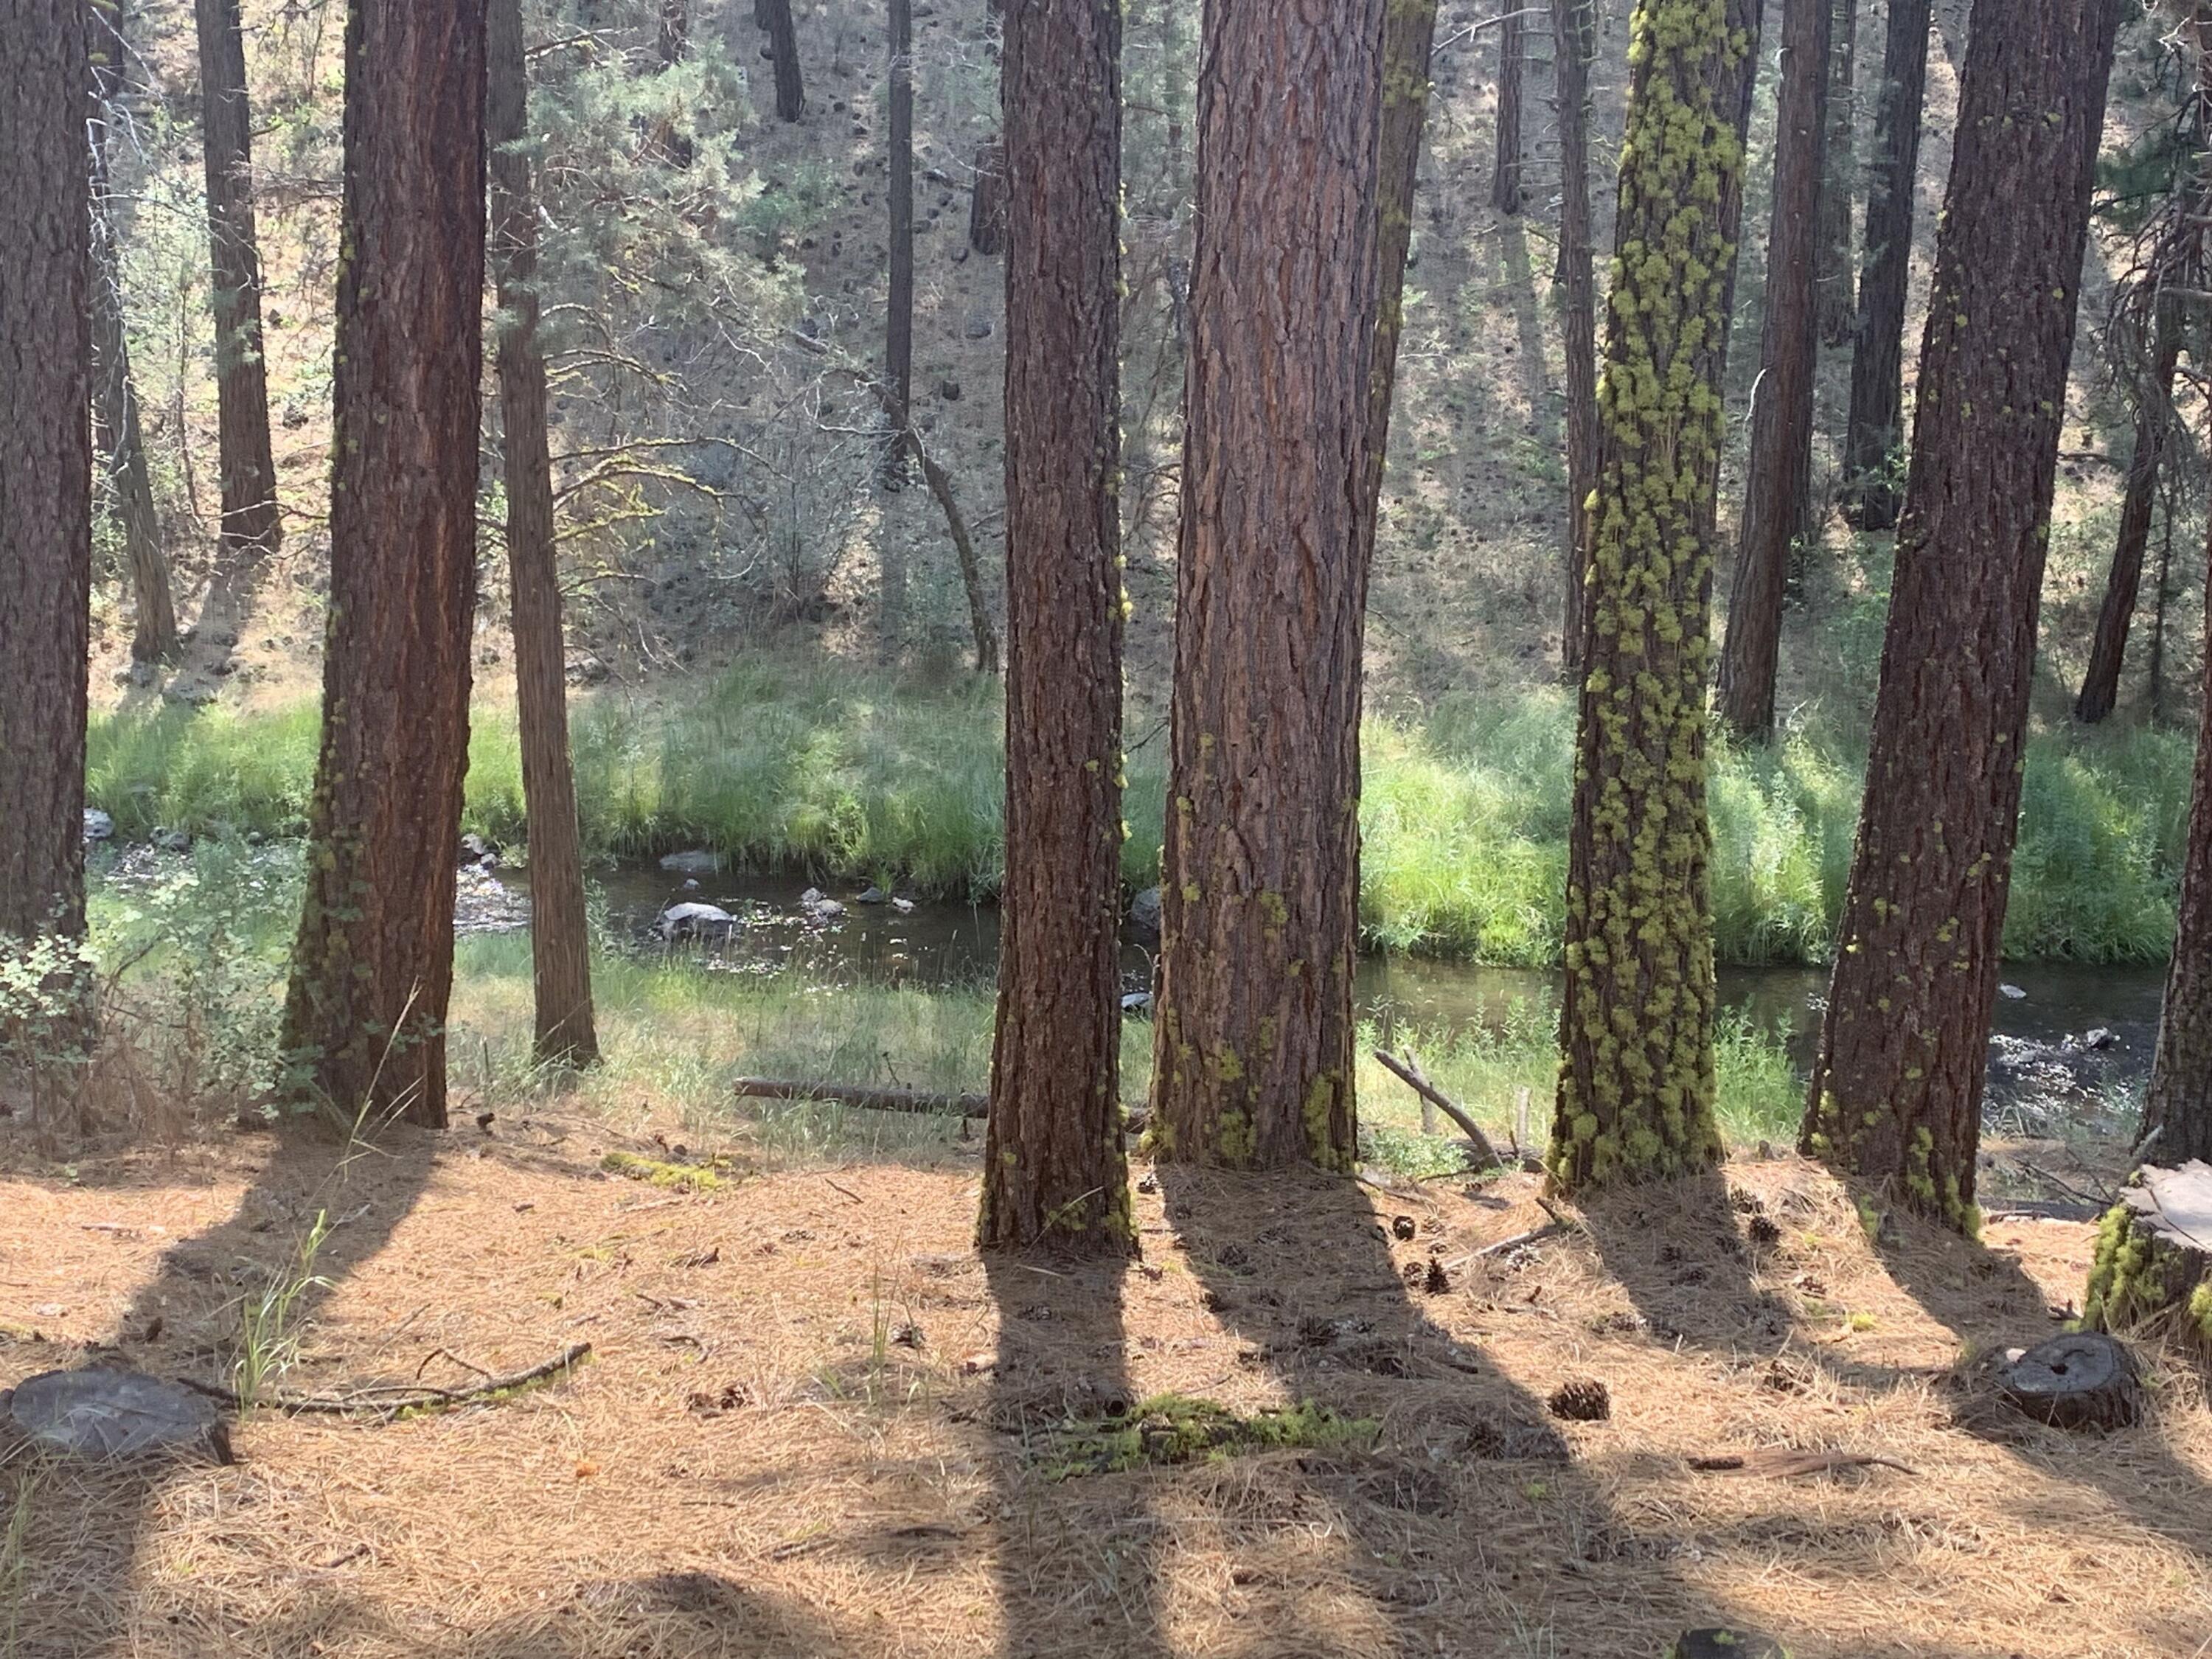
[1999, 984, 2027, 1001]
[658, 901, 737, 941]
[83, 809, 114, 842]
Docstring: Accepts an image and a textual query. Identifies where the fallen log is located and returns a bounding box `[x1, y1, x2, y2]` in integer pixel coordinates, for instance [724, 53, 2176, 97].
[1371, 1050, 1502, 1169]
[734, 1077, 990, 1119]
[2084, 1160, 2212, 1361]
[177, 1342, 594, 1421]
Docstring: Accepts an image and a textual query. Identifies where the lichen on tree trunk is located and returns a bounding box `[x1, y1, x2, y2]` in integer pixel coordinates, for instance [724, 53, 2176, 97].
[1549, 0, 1761, 1195]
[1803, 0, 2126, 1228]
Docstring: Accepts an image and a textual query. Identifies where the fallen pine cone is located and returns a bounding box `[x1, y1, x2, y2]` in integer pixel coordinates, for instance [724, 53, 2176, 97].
[1547, 1377, 1610, 1422]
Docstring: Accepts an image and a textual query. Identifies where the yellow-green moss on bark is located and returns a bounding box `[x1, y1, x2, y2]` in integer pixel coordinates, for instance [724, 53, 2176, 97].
[2084, 1200, 2212, 1357]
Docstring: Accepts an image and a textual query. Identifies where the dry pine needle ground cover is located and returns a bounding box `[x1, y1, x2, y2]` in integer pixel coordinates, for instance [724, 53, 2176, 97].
[1, 1119, 2208, 1658]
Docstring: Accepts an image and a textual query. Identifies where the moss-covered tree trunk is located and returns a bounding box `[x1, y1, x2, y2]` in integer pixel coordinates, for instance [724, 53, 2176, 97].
[489, 0, 597, 1071]
[1815, 0, 1857, 345]
[2076, 291, 2183, 726]
[2139, 523, 2212, 1164]
[1717, 0, 1829, 739]
[0, 1, 92, 954]
[979, 0, 1128, 1253]
[280, 0, 485, 1130]
[1554, 0, 1599, 678]
[1491, 9, 1523, 215]
[1151, 0, 1386, 1172]
[2085, 1165, 2212, 1360]
[1803, 0, 2124, 1227]
[1838, 0, 1931, 532]
[193, 0, 282, 560]
[1548, 0, 1761, 1195]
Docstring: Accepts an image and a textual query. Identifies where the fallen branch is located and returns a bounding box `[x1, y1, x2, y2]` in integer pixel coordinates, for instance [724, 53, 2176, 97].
[180, 1343, 593, 1419]
[1372, 1051, 1502, 1168]
[1464, 1221, 1569, 1263]
[734, 1077, 989, 1119]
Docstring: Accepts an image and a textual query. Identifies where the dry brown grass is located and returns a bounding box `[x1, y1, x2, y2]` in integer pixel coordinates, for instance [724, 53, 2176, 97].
[1, 1116, 2208, 1658]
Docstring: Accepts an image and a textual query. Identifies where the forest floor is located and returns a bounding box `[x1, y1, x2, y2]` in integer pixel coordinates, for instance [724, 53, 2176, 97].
[2, 1121, 2207, 1658]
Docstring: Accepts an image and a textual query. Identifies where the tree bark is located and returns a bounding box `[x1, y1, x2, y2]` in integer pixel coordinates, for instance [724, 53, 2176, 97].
[0, 1, 92, 952]
[761, 0, 803, 121]
[881, 0, 914, 491]
[656, 0, 686, 65]
[1815, 0, 1857, 346]
[1151, 0, 1387, 1172]
[89, 32, 179, 667]
[489, 0, 597, 1070]
[968, 135, 1006, 255]
[1554, 0, 1598, 678]
[1838, 0, 1932, 531]
[1366, 0, 1440, 524]
[193, 0, 282, 560]
[2139, 527, 2212, 1164]
[1804, 0, 2124, 1228]
[1491, 10, 1523, 215]
[2076, 291, 2183, 725]
[1550, 0, 1762, 1195]
[281, 0, 486, 1130]
[980, 0, 1128, 1253]
[1718, 0, 1831, 739]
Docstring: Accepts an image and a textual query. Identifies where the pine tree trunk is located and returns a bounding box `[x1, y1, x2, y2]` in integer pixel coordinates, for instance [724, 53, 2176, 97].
[1815, 0, 1857, 346]
[281, 0, 486, 1130]
[881, 0, 914, 492]
[489, 0, 597, 1071]
[968, 136, 1006, 254]
[1804, 0, 2124, 1227]
[980, 0, 1128, 1253]
[1718, 0, 1831, 739]
[2140, 526, 2212, 1164]
[193, 0, 282, 560]
[1491, 10, 1524, 216]
[2077, 292, 2183, 725]
[657, 0, 687, 65]
[762, 0, 803, 121]
[1554, 0, 1598, 678]
[1366, 0, 1439, 518]
[1550, 0, 1761, 1195]
[0, 4, 92, 952]
[1151, 0, 1387, 1172]
[89, 61, 179, 667]
[1839, 0, 1932, 532]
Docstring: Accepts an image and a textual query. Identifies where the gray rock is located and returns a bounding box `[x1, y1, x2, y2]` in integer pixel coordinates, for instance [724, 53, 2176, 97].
[83, 809, 114, 843]
[660, 849, 722, 876]
[459, 832, 498, 867]
[1120, 991, 1154, 1015]
[890, 896, 916, 914]
[658, 902, 737, 942]
[4, 1368, 230, 1464]
[1127, 886, 1162, 945]
[799, 887, 825, 905]
[855, 885, 889, 905]
[1999, 983, 2028, 1001]
[150, 828, 191, 853]
[2084, 1026, 2115, 1051]
[810, 898, 846, 920]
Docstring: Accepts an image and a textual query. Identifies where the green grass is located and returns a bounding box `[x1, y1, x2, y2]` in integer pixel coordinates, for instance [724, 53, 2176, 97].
[86, 650, 2195, 966]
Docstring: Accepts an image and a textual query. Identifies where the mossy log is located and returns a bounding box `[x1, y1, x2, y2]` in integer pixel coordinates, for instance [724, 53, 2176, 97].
[2084, 1161, 2212, 1360]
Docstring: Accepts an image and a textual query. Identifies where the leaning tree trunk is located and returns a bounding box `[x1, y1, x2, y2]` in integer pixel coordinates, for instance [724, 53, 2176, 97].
[881, 0, 914, 493]
[1548, 0, 1761, 1196]
[1803, 0, 2124, 1228]
[979, 0, 1128, 1253]
[0, 3, 92, 958]
[2085, 1164, 2212, 1360]
[2138, 522, 2212, 1164]
[1491, 9, 1523, 215]
[89, 62, 179, 667]
[1815, 0, 1857, 345]
[968, 136, 1006, 254]
[1838, 0, 1932, 531]
[2077, 291, 2183, 725]
[1151, 0, 1387, 1172]
[1365, 0, 1439, 522]
[761, 0, 802, 121]
[281, 0, 485, 1130]
[1554, 0, 1598, 678]
[1717, 0, 1831, 739]
[193, 0, 282, 560]
[490, 0, 597, 1071]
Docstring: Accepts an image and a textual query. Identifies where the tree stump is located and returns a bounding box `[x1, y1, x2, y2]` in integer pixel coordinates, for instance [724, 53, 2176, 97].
[1999, 1331, 2143, 1430]
[2, 1369, 233, 1464]
[2084, 1161, 2212, 1361]
[1666, 1631, 1791, 1659]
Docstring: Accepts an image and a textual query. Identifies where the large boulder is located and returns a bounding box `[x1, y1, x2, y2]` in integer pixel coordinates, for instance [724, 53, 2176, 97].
[1127, 886, 1162, 947]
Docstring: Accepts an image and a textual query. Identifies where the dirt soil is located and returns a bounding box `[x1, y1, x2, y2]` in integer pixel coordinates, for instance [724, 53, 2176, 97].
[2, 1121, 2208, 1658]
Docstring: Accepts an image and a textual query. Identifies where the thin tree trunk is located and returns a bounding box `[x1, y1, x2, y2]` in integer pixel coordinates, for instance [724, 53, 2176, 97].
[656, 0, 686, 64]
[761, 0, 802, 120]
[281, 0, 486, 1130]
[968, 136, 1006, 254]
[0, 3, 92, 957]
[489, 0, 597, 1070]
[1151, 0, 1387, 1172]
[1804, 0, 2124, 1228]
[89, 39, 179, 667]
[2140, 517, 2212, 1164]
[2149, 489, 2176, 723]
[1491, 10, 1524, 215]
[881, 0, 914, 491]
[980, 0, 1127, 1253]
[1718, 0, 1832, 738]
[1839, 0, 1933, 531]
[905, 428, 998, 675]
[1815, 0, 1857, 345]
[1550, 0, 1762, 1196]
[193, 0, 282, 560]
[1554, 0, 1598, 678]
[1365, 0, 1440, 520]
[2077, 291, 2183, 725]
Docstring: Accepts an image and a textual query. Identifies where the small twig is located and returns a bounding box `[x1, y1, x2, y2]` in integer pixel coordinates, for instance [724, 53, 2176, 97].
[1463, 1221, 1569, 1264]
[1372, 1051, 1502, 1168]
[413, 1347, 495, 1384]
[823, 1177, 864, 1205]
